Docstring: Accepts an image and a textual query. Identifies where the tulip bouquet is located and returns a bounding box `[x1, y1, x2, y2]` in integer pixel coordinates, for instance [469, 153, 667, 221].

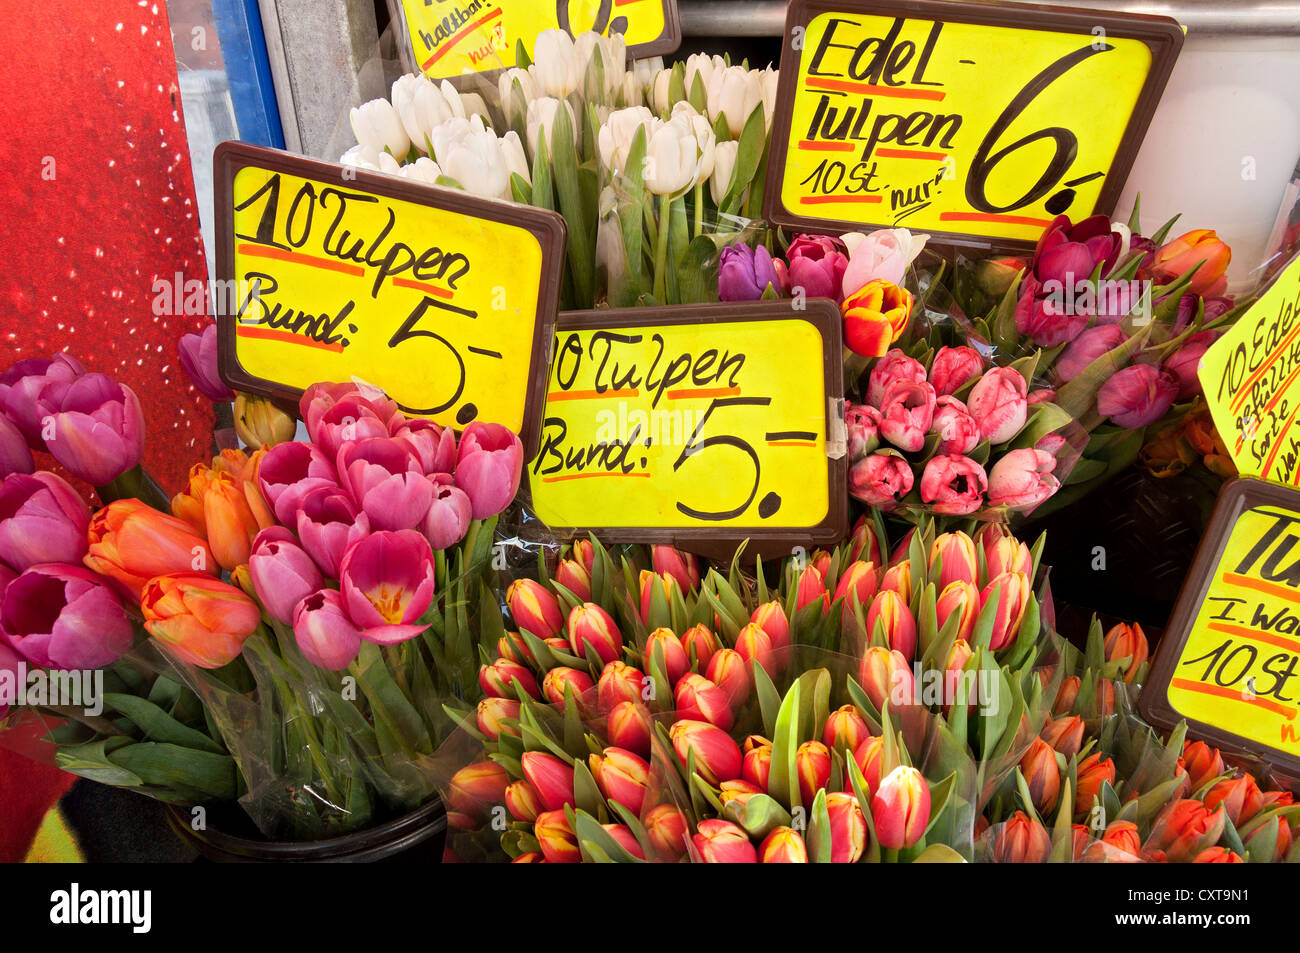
[343, 34, 777, 309]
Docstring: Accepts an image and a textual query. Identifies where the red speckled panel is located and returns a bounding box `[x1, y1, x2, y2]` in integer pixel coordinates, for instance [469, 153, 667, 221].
[0, 0, 215, 495]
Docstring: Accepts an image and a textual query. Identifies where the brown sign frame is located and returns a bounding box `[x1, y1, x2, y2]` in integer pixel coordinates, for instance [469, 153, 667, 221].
[213, 141, 566, 460]
[526, 299, 848, 558]
[386, 0, 683, 85]
[763, 0, 1184, 251]
[1140, 477, 1300, 780]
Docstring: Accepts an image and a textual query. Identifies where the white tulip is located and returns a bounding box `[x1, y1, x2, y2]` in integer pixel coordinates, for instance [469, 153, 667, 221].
[633, 56, 664, 92]
[401, 156, 443, 185]
[430, 116, 475, 168]
[598, 106, 657, 172]
[526, 96, 576, 157]
[650, 68, 673, 114]
[533, 29, 581, 99]
[684, 53, 725, 100]
[644, 114, 700, 196]
[686, 112, 716, 187]
[377, 151, 404, 176]
[340, 143, 383, 171]
[706, 65, 763, 138]
[760, 67, 780, 131]
[499, 130, 530, 186]
[497, 67, 538, 128]
[710, 139, 739, 205]
[349, 98, 411, 158]
[620, 71, 640, 108]
[436, 116, 511, 199]
[392, 74, 452, 153]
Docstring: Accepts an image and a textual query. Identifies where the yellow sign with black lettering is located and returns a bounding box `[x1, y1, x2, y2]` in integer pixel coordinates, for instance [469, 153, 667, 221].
[393, 0, 680, 81]
[528, 302, 846, 547]
[766, 0, 1183, 246]
[214, 143, 565, 456]
[1199, 254, 1300, 484]
[1141, 480, 1300, 775]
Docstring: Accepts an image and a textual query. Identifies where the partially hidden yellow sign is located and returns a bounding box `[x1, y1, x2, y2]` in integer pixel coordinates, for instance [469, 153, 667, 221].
[1158, 497, 1300, 763]
[528, 303, 846, 544]
[1199, 254, 1300, 484]
[767, 1, 1182, 244]
[214, 144, 565, 456]
[395, 0, 679, 80]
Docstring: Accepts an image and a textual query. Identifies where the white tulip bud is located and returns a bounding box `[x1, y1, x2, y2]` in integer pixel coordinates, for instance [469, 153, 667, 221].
[710, 139, 739, 205]
[349, 99, 411, 158]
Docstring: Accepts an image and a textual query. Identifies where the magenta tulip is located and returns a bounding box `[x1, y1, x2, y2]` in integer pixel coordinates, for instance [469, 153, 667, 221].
[0, 472, 89, 571]
[248, 527, 324, 625]
[303, 389, 398, 460]
[454, 423, 523, 519]
[0, 563, 131, 669]
[929, 345, 984, 396]
[919, 454, 988, 515]
[0, 639, 20, 718]
[178, 324, 236, 402]
[967, 367, 1028, 444]
[422, 482, 472, 550]
[40, 374, 144, 484]
[786, 234, 849, 304]
[338, 529, 435, 644]
[259, 440, 339, 526]
[295, 486, 370, 579]
[392, 418, 456, 476]
[878, 380, 936, 452]
[930, 396, 980, 455]
[1015, 275, 1089, 348]
[849, 453, 914, 509]
[1165, 331, 1217, 399]
[866, 349, 927, 408]
[336, 437, 435, 532]
[987, 448, 1060, 510]
[1097, 363, 1179, 428]
[0, 355, 84, 447]
[292, 589, 364, 670]
[0, 414, 33, 478]
[1057, 324, 1127, 383]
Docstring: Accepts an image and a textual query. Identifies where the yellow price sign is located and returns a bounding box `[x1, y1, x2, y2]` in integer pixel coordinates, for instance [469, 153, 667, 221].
[213, 143, 566, 457]
[390, 0, 681, 81]
[1142, 479, 1300, 775]
[1198, 254, 1300, 485]
[528, 301, 847, 550]
[765, 0, 1182, 246]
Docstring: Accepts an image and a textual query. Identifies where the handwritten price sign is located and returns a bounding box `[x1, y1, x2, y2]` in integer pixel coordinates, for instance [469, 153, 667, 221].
[214, 143, 565, 457]
[390, 0, 681, 81]
[1200, 254, 1300, 485]
[765, 0, 1182, 246]
[1141, 480, 1300, 776]
[528, 301, 847, 550]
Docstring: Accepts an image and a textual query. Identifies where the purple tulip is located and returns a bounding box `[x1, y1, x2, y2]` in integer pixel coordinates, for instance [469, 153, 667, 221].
[1057, 325, 1127, 383]
[336, 438, 435, 531]
[1097, 364, 1179, 428]
[39, 374, 144, 485]
[339, 529, 435, 644]
[293, 589, 363, 670]
[423, 483, 472, 550]
[248, 527, 324, 625]
[0, 414, 33, 479]
[391, 418, 456, 477]
[295, 486, 371, 579]
[718, 243, 781, 302]
[786, 234, 849, 304]
[178, 324, 236, 402]
[0, 472, 91, 571]
[0, 563, 132, 669]
[1173, 294, 1234, 334]
[258, 440, 338, 526]
[1165, 331, 1218, 399]
[0, 355, 84, 448]
[454, 423, 523, 520]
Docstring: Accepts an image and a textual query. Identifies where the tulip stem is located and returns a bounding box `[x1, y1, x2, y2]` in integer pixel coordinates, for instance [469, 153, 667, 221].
[653, 194, 671, 302]
[39, 706, 128, 737]
[692, 181, 703, 240]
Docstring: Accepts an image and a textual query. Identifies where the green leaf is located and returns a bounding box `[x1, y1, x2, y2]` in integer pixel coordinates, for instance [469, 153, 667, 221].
[806, 788, 834, 863]
[107, 742, 238, 800]
[770, 680, 803, 811]
[721, 104, 767, 214]
[912, 843, 968, 862]
[102, 693, 225, 754]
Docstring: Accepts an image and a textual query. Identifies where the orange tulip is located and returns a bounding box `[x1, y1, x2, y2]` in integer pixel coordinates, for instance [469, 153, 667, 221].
[141, 572, 262, 668]
[1180, 740, 1225, 793]
[1019, 737, 1061, 814]
[1103, 622, 1148, 683]
[843, 279, 914, 358]
[1101, 819, 1142, 857]
[1074, 753, 1117, 817]
[1040, 714, 1085, 758]
[1146, 799, 1226, 862]
[993, 810, 1051, 863]
[85, 499, 217, 598]
[1146, 229, 1231, 296]
[1203, 775, 1265, 827]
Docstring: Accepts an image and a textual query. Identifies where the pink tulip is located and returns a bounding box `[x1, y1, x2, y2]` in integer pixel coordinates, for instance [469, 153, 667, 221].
[786, 234, 849, 303]
[1057, 324, 1127, 383]
[292, 589, 364, 669]
[597, 660, 646, 712]
[670, 719, 743, 785]
[651, 545, 701, 592]
[304, 391, 396, 460]
[795, 565, 829, 614]
[929, 346, 984, 396]
[1097, 364, 1179, 428]
[930, 396, 980, 455]
[40, 374, 144, 485]
[866, 349, 927, 409]
[507, 579, 564, 639]
[919, 454, 988, 516]
[849, 453, 914, 509]
[834, 560, 878, 611]
[878, 380, 936, 452]
[693, 818, 757, 863]
[749, 601, 791, 654]
[248, 527, 324, 625]
[841, 228, 915, 296]
[675, 673, 734, 730]
[845, 402, 882, 460]
[0, 355, 84, 447]
[391, 418, 456, 476]
[590, 747, 650, 815]
[178, 324, 236, 402]
[260, 441, 339, 527]
[987, 448, 1060, 510]
[338, 529, 435, 644]
[0, 472, 89, 571]
[0, 639, 20, 719]
[336, 438, 434, 532]
[967, 367, 1027, 444]
[421, 479, 471, 551]
[0, 562, 131, 669]
[521, 750, 575, 812]
[1165, 331, 1217, 400]
[479, 657, 539, 700]
[568, 602, 623, 666]
[644, 626, 689, 685]
[454, 422, 523, 519]
[872, 765, 931, 849]
[0, 414, 33, 479]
